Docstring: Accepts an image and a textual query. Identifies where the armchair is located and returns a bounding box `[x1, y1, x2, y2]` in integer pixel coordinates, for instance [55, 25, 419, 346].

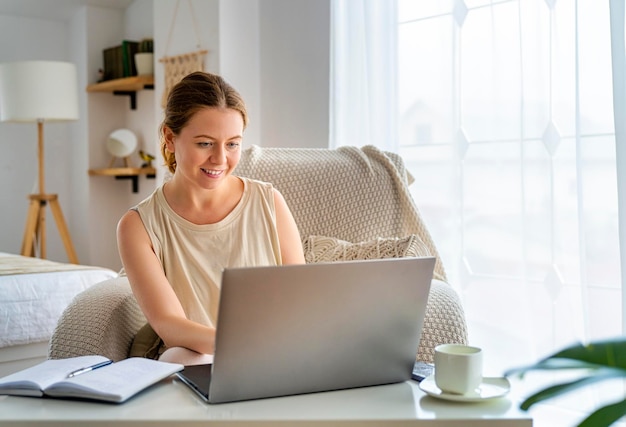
[49, 145, 467, 364]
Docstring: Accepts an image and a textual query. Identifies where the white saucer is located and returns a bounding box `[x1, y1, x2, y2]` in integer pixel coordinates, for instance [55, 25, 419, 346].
[418, 375, 510, 402]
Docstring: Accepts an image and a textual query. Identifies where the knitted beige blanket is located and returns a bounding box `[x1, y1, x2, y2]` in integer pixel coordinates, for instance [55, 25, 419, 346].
[235, 145, 447, 281]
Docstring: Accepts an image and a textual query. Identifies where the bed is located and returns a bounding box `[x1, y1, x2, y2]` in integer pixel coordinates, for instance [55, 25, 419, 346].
[0, 252, 118, 376]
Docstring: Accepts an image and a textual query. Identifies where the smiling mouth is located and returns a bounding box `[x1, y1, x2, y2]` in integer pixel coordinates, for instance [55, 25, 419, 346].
[201, 168, 224, 177]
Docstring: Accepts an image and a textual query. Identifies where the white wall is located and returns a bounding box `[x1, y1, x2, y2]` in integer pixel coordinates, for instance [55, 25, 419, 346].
[0, 0, 331, 268]
[67, 6, 91, 266]
[258, 0, 330, 148]
[219, 0, 261, 147]
[152, 0, 220, 183]
[84, 3, 157, 270]
[152, 0, 330, 152]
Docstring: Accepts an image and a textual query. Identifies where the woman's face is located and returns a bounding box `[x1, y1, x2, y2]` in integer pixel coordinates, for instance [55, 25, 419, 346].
[165, 107, 244, 190]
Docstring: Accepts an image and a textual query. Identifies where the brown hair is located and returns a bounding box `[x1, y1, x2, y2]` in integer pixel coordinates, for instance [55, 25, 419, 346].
[160, 72, 248, 173]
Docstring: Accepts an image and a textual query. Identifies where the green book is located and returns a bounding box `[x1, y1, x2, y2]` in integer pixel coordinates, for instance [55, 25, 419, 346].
[122, 40, 140, 77]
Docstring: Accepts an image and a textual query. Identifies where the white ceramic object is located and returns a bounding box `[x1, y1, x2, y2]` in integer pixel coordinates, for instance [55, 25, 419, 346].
[134, 53, 154, 76]
[106, 129, 137, 158]
[419, 375, 511, 402]
[434, 343, 483, 395]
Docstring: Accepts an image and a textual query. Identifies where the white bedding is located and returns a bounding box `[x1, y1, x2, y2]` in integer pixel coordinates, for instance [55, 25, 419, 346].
[0, 252, 118, 348]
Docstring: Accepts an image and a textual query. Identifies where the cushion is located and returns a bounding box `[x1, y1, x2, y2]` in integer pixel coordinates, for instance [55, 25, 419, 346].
[129, 323, 167, 360]
[302, 234, 432, 263]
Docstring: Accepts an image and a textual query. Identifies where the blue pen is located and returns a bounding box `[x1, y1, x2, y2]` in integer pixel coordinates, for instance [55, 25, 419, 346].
[67, 360, 113, 378]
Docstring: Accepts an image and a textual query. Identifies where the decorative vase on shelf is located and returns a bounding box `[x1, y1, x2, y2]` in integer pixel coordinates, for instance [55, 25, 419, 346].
[134, 53, 154, 76]
[135, 38, 154, 76]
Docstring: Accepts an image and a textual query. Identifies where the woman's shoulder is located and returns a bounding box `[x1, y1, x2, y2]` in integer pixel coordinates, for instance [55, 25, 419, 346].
[236, 176, 277, 210]
[118, 207, 143, 233]
[238, 176, 275, 192]
[237, 175, 271, 186]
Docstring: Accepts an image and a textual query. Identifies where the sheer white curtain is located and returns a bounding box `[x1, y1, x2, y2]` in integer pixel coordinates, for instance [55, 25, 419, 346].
[330, 0, 398, 151]
[610, 0, 626, 336]
[332, 0, 623, 373]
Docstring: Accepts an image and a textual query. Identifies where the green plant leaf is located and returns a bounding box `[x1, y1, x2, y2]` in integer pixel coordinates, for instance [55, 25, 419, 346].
[506, 337, 626, 427]
[506, 338, 626, 379]
[547, 338, 626, 368]
[520, 369, 626, 410]
[506, 358, 606, 377]
[578, 398, 626, 427]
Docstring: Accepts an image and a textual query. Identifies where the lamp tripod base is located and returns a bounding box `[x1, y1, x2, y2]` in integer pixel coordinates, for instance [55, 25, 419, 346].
[21, 193, 79, 264]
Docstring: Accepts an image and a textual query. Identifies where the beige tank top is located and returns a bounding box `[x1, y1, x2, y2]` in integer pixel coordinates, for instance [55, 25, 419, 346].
[133, 177, 282, 328]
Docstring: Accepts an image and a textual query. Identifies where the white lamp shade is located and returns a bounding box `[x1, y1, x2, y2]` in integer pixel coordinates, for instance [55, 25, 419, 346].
[0, 61, 79, 122]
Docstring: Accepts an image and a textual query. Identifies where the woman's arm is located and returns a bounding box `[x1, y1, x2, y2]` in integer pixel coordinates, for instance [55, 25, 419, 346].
[273, 189, 305, 265]
[117, 210, 215, 354]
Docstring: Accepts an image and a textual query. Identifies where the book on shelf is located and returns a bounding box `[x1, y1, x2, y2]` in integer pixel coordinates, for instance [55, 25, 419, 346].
[103, 45, 124, 81]
[102, 40, 139, 81]
[122, 40, 140, 77]
[0, 355, 183, 403]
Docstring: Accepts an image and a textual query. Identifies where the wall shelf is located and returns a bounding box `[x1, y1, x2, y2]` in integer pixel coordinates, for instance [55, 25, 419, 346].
[89, 167, 156, 193]
[87, 75, 154, 92]
[86, 75, 154, 109]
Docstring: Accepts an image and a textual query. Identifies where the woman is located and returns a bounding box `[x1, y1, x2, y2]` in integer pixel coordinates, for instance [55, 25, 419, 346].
[117, 72, 305, 365]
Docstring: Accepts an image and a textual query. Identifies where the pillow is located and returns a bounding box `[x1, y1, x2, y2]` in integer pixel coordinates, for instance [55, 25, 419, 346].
[302, 235, 433, 264]
[129, 323, 167, 360]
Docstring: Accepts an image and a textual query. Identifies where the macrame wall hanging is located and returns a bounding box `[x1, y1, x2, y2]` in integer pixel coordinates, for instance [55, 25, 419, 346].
[159, 0, 208, 108]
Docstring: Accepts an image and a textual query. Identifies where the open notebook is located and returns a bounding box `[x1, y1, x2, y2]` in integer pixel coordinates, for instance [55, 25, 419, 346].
[177, 257, 435, 403]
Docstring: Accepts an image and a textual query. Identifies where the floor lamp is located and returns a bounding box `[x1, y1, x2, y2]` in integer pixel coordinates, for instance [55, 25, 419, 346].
[0, 61, 80, 264]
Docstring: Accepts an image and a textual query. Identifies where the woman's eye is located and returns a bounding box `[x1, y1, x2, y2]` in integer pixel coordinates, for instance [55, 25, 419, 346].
[227, 142, 241, 149]
[198, 142, 212, 147]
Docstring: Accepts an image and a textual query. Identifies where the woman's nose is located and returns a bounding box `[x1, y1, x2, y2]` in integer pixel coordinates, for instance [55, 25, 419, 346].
[210, 145, 226, 163]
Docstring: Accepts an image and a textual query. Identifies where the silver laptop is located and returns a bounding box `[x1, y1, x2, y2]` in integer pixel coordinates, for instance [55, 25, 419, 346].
[176, 256, 435, 404]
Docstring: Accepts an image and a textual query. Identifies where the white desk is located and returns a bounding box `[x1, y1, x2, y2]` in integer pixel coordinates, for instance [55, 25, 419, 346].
[0, 377, 532, 426]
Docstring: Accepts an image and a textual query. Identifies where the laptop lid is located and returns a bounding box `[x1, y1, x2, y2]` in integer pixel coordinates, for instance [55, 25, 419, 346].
[179, 256, 435, 404]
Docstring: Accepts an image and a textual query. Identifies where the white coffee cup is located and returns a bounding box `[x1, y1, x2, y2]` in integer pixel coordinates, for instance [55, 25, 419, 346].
[434, 343, 483, 395]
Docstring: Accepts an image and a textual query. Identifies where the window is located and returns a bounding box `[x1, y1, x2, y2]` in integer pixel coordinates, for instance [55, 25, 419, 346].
[332, 0, 622, 373]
